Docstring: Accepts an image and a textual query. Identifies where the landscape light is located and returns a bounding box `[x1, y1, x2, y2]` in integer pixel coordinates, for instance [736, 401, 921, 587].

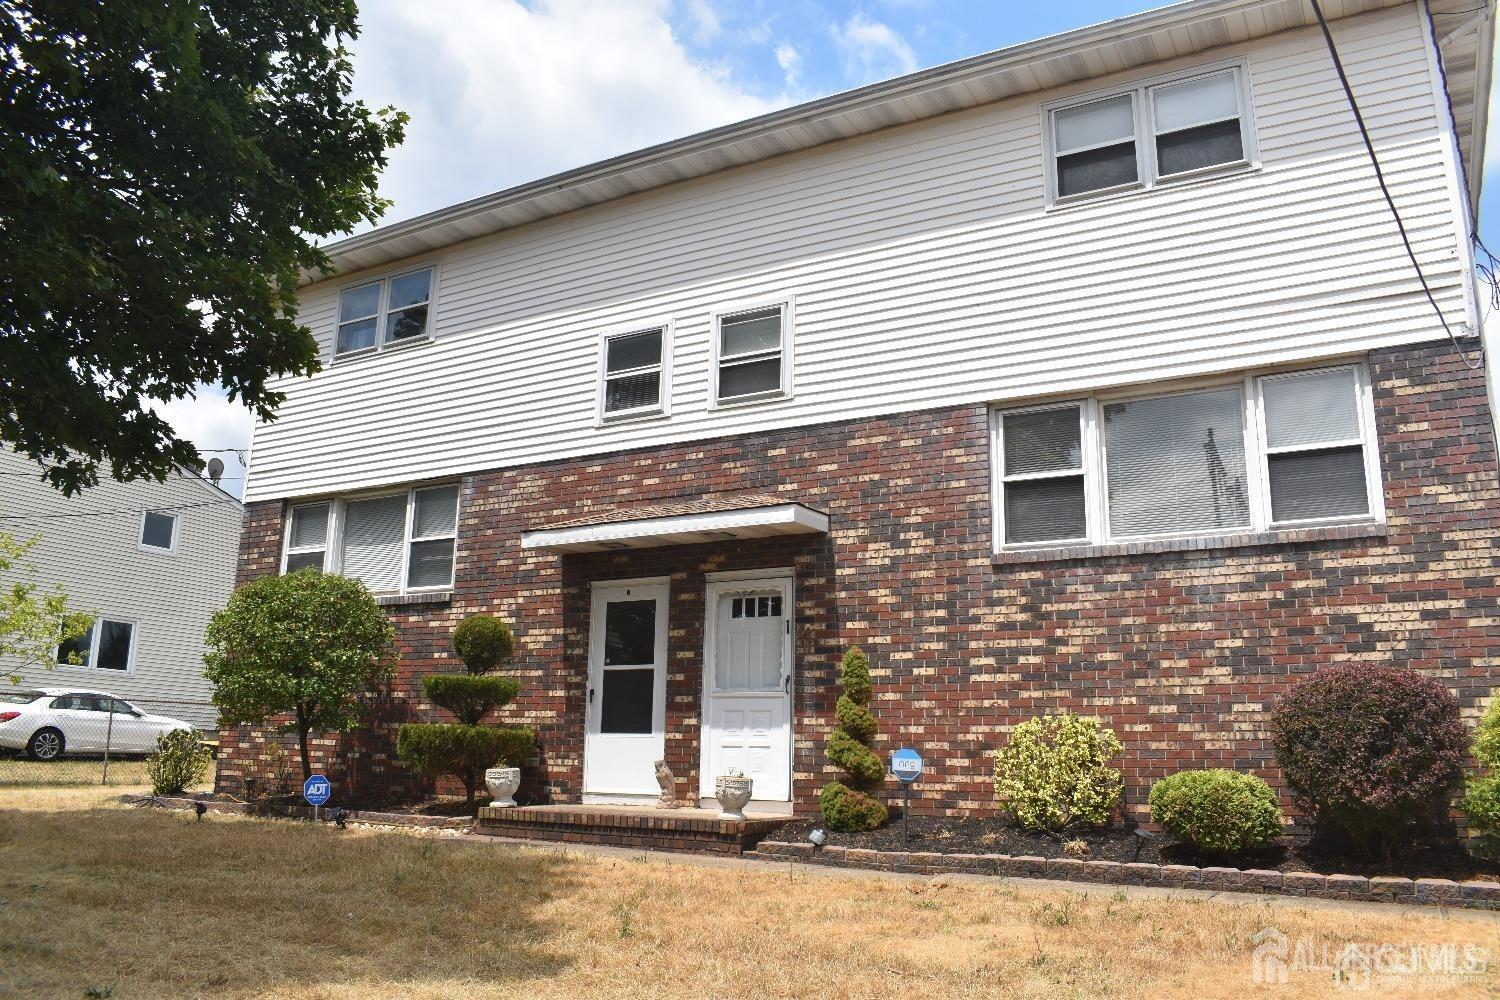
[808, 828, 826, 847]
[330, 806, 348, 829]
[194, 802, 207, 821]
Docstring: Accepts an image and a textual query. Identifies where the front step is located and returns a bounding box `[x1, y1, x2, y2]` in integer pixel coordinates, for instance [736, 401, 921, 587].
[475, 803, 789, 855]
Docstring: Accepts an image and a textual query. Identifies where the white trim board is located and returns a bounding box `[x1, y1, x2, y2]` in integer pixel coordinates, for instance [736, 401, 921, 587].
[521, 504, 829, 553]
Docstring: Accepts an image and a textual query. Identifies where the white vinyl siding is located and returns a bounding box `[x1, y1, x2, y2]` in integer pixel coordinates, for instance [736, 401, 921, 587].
[243, 6, 1469, 504]
[993, 363, 1382, 550]
[283, 483, 460, 594]
[335, 265, 436, 357]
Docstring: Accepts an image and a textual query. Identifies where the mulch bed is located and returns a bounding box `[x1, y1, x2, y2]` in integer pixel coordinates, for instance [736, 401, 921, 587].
[184, 790, 483, 817]
[772, 816, 1500, 882]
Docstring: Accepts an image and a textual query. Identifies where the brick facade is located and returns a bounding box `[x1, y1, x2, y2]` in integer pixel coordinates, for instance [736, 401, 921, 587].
[217, 341, 1500, 821]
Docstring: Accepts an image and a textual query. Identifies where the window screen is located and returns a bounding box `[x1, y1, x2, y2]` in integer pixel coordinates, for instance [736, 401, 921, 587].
[1053, 94, 1138, 197]
[718, 307, 784, 400]
[1001, 407, 1087, 544]
[1261, 368, 1370, 523]
[1151, 72, 1243, 177]
[603, 329, 663, 414]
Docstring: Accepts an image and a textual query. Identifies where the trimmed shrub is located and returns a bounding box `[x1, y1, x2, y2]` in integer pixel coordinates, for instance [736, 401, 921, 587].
[451, 615, 515, 674]
[1272, 664, 1466, 859]
[421, 674, 521, 726]
[1461, 700, 1500, 846]
[1149, 769, 1284, 855]
[993, 714, 1123, 833]
[819, 647, 888, 831]
[146, 729, 212, 796]
[396, 723, 534, 804]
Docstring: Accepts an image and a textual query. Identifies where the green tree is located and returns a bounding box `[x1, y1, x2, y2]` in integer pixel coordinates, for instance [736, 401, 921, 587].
[203, 569, 395, 781]
[0, 2, 406, 494]
[819, 647, 889, 831]
[0, 531, 91, 683]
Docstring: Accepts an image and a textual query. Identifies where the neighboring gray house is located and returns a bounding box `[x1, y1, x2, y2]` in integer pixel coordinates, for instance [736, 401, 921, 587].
[0, 448, 242, 727]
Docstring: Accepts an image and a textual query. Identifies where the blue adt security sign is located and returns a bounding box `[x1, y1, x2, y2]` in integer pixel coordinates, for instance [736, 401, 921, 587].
[890, 748, 923, 783]
[303, 774, 331, 807]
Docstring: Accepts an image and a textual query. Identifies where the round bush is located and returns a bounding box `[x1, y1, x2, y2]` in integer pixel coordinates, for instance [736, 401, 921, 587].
[1272, 664, 1465, 858]
[993, 714, 1123, 833]
[146, 728, 212, 796]
[451, 615, 515, 674]
[1149, 769, 1284, 855]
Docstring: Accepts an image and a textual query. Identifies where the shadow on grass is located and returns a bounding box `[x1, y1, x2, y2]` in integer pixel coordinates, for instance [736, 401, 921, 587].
[0, 805, 577, 997]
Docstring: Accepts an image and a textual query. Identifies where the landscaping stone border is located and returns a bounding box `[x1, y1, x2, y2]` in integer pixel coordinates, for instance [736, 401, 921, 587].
[752, 840, 1500, 910]
[122, 793, 471, 829]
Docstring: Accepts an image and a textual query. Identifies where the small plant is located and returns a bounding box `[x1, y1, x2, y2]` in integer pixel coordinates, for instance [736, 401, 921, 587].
[819, 647, 888, 831]
[146, 728, 213, 796]
[1148, 769, 1283, 855]
[1461, 699, 1500, 851]
[1061, 838, 1090, 858]
[993, 713, 1123, 833]
[1272, 664, 1466, 860]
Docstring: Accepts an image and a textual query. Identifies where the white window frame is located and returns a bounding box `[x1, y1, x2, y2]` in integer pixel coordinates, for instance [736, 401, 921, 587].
[56, 616, 139, 675]
[709, 295, 795, 408]
[1042, 61, 1258, 207]
[991, 362, 1382, 552]
[333, 262, 440, 359]
[596, 321, 673, 425]
[281, 483, 460, 595]
[137, 509, 179, 554]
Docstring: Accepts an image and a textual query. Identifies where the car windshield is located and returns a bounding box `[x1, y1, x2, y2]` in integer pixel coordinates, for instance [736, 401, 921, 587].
[0, 690, 44, 705]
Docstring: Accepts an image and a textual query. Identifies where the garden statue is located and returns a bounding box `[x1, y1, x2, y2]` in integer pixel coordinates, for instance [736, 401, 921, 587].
[654, 758, 679, 808]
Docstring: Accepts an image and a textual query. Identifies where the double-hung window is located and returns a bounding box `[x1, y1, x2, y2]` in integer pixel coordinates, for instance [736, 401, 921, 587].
[714, 301, 791, 404]
[336, 265, 436, 356]
[600, 326, 668, 420]
[994, 364, 1380, 550]
[282, 484, 460, 593]
[1047, 66, 1252, 202]
[57, 618, 136, 672]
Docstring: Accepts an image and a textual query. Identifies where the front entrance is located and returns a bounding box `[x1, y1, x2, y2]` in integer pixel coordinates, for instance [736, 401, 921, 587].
[700, 572, 794, 807]
[583, 579, 669, 800]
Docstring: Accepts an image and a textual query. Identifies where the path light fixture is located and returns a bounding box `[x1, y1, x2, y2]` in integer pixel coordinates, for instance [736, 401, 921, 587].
[1132, 825, 1156, 862]
[808, 828, 826, 847]
[194, 802, 207, 821]
[330, 807, 348, 829]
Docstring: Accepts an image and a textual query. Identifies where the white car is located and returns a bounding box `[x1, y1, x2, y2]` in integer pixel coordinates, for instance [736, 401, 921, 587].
[0, 688, 197, 760]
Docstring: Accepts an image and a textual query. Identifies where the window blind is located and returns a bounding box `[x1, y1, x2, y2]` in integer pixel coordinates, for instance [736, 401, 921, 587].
[342, 495, 407, 591]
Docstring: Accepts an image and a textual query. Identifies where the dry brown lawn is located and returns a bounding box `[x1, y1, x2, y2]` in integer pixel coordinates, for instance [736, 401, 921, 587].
[0, 755, 216, 789]
[2, 787, 1498, 999]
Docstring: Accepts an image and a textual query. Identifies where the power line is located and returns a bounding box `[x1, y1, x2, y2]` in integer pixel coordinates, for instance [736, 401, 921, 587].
[1310, 0, 1483, 371]
[0, 497, 241, 521]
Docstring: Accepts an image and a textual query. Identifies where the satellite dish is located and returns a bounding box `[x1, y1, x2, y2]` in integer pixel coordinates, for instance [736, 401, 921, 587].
[206, 457, 225, 485]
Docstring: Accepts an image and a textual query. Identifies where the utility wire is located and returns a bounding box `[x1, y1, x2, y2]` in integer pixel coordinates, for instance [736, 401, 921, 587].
[1310, 0, 1484, 370]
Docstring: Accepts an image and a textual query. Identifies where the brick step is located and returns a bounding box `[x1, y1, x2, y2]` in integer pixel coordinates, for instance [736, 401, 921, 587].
[475, 803, 790, 855]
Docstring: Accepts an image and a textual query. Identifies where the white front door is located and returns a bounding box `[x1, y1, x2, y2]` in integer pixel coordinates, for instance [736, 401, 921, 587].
[584, 579, 669, 798]
[702, 574, 793, 804]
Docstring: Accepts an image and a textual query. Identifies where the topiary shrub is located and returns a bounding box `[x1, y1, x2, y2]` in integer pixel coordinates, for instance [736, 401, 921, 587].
[1149, 769, 1284, 855]
[421, 674, 521, 726]
[1461, 699, 1500, 851]
[146, 728, 212, 796]
[1272, 664, 1466, 860]
[395, 723, 534, 804]
[819, 647, 888, 831]
[993, 714, 1123, 833]
[451, 615, 515, 675]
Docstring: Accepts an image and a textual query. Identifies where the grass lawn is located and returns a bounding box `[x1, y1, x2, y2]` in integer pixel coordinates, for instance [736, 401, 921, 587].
[2, 787, 1497, 999]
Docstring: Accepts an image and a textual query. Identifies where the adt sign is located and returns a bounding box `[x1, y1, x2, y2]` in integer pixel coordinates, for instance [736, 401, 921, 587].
[303, 774, 332, 807]
[890, 748, 923, 783]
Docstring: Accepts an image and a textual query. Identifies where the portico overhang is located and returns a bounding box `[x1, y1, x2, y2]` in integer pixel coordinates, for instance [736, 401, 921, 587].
[520, 494, 829, 554]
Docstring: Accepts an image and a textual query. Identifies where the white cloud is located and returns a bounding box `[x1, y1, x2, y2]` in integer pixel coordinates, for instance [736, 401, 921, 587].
[775, 41, 802, 89]
[349, 0, 783, 228]
[153, 387, 255, 498]
[682, 0, 721, 44]
[832, 13, 918, 84]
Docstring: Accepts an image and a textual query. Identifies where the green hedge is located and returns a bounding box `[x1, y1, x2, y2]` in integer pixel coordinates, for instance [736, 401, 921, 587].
[396, 722, 534, 804]
[1149, 769, 1283, 855]
[421, 674, 520, 726]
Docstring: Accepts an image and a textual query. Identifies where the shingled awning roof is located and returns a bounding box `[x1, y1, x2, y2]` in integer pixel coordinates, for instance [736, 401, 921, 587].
[520, 494, 829, 553]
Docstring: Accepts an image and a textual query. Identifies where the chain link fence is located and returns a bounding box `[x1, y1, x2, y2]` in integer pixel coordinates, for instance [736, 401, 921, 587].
[0, 693, 218, 789]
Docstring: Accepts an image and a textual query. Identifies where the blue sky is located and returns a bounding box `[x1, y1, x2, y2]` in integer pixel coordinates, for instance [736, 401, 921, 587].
[178, 0, 1498, 496]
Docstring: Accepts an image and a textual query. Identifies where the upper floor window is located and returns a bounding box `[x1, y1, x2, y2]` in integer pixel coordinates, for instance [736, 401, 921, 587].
[993, 364, 1380, 549]
[139, 510, 178, 553]
[282, 483, 460, 593]
[336, 265, 436, 356]
[714, 301, 792, 405]
[57, 618, 137, 672]
[1047, 66, 1252, 203]
[600, 326, 668, 420]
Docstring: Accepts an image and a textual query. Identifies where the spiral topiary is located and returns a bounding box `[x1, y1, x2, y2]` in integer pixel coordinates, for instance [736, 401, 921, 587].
[819, 647, 888, 831]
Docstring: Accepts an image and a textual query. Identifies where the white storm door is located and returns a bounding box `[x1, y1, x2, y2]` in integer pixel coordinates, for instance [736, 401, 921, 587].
[584, 580, 669, 796]
[703, 577, 793, 802]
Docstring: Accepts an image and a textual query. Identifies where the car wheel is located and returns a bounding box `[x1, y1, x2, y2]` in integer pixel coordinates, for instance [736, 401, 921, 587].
[27, 728, 65, 761]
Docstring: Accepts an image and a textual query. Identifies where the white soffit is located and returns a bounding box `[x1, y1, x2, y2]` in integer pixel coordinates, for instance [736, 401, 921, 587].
[520, 503, 830, 553]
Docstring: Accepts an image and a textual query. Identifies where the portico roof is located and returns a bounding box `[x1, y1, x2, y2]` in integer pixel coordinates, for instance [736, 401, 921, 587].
[520, 494, 830, 553]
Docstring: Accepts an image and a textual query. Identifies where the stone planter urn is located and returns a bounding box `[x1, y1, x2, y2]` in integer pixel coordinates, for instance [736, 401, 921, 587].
[485, 766, 521, 808]
[714, 774, 753, 820]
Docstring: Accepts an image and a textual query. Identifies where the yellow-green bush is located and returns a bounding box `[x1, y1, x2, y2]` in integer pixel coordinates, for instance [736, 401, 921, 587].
[1462, 699, 1500, 847]
[146, 729, 212, 796]
[993, 714, 1122, 833]
[1148, 769, 1283, 854]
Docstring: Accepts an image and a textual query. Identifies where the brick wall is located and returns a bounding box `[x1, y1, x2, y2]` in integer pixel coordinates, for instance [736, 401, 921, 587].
[217, 341, 1500, 820]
